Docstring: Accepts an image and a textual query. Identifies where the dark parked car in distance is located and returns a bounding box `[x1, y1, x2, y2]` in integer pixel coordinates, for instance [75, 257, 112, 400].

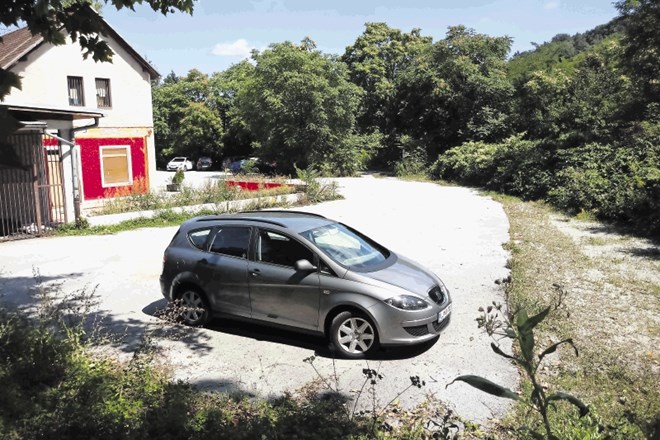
[196, 157, 213, 171]
[160, 210, 452, 358]
[224, 157, 276, 175]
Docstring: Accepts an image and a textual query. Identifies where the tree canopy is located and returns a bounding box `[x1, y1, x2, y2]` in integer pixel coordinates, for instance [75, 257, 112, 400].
[238, 40, 363, 174]
[0, 0, 196, 100]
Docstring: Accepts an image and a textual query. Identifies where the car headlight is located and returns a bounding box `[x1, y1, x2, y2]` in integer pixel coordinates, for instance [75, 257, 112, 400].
[384, 295, 429, 310]
[438, 280, 449, 296]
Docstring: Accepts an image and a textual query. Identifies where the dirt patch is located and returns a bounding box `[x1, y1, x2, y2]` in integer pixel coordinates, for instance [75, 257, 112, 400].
[549, 214, 660, 371]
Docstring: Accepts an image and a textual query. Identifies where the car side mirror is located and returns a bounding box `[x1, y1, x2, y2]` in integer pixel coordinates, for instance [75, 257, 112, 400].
[294, 259, 317, 272]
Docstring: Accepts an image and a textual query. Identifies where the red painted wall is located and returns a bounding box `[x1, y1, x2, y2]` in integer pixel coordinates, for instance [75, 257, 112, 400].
[77, 137, 147, 200]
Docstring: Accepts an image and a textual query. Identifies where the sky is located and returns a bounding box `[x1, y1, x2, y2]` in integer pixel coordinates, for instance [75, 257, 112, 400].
[101, 0, 620, 77]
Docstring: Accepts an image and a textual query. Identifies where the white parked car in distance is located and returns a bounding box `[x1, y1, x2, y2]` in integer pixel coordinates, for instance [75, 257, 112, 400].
[167, 157, 193, 171]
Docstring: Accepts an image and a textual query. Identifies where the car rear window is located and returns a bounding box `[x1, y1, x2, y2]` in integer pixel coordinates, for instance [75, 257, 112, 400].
[188, 228, 212, 250]
[209, 226, 251, 259]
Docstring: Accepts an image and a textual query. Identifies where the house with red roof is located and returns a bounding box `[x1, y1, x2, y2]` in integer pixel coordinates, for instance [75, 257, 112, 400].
[0, 17, 159, 237]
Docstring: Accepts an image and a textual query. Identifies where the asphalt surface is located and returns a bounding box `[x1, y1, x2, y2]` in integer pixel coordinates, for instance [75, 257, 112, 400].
[0, 175, 515, 424]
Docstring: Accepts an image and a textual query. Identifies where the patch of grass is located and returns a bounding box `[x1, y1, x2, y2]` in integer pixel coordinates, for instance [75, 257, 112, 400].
[583, 236, 608, 246]
[396, 173, 433, 182]
[496, 195, 660, 439]
[575, 209, 597, 222]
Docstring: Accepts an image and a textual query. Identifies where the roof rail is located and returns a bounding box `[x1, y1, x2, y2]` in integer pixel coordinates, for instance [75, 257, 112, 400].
[239, 210, 327, 219]
[195, 217, 287, 228]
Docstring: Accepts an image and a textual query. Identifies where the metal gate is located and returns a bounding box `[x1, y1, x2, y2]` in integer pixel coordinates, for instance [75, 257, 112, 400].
[0, 131, 67, 240]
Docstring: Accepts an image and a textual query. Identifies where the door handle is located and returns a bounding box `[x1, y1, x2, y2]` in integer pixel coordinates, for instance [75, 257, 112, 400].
[250, 268, 261, 277]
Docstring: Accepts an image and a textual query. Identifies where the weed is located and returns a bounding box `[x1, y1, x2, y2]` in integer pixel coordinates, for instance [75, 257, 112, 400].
[295, 165, 341, 204]
[449, 289, 590, 439]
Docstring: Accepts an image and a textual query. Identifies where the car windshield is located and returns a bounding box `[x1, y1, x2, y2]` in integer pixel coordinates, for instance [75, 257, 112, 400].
[301, 223, 389, 270]
[171, 157, 185, 162]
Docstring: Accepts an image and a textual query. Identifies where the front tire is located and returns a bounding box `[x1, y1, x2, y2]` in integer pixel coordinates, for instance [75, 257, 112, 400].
[330, 311, 379, 359]
[176, 288, 210, 326]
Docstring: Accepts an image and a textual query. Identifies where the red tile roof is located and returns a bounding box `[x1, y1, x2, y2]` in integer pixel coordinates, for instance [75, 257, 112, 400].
[0, 27, 43, 70]
[0, 19, 159, 79]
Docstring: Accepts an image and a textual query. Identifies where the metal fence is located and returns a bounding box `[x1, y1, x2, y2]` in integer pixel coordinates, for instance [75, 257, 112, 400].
[0, 131, 67, 241]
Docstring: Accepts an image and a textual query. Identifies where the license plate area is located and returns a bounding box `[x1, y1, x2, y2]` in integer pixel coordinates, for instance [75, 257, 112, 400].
[438, 304, 452, 323]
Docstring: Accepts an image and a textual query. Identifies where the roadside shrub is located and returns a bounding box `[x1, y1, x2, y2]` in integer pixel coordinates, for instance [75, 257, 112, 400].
[171, 169, 185, 186]
[431, 140, 498, 185]
[295, 166, 340, 204]
[548, 137, 660, 235]
[432, 128, 660, 236]
[314, 132, 383, 177]
[394, 152, 429, 178]
[431, 134, 553, 198]
[489, 136, 555, 199]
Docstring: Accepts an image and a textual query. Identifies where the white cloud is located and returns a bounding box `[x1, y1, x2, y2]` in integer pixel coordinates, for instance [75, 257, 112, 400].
[544, 1, 560, 10]
[211, 39, 254, 57]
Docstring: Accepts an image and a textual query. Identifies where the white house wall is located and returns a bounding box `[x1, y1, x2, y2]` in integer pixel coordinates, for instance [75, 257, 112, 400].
[4, 34, 154, 128]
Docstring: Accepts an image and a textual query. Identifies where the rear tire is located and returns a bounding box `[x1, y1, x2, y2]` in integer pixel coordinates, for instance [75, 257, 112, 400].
[176, 288, 210, 326]
[330, 311, 379, 359]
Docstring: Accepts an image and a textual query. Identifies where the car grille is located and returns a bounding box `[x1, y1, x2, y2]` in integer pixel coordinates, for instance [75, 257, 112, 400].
[428, 285, 446, 304]
[403, 324, 429, 337]
[433, 316, 450, 333]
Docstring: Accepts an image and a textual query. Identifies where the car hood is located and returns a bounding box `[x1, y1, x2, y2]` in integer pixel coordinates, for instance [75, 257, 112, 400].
[347, 254, 438, 297]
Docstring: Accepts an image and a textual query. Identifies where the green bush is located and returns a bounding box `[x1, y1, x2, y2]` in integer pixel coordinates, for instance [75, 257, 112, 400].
[489, 136, 555, 199]
[548, 136, 660, 235]
[430, 140, 498, 185]
[431, 134, 553, 198]
[171, 169, 185, 186]
[432, 128, 660, 236]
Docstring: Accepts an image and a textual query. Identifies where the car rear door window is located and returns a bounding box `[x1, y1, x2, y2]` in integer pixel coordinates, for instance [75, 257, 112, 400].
[188, 228, 212, 250]
[256, 230, 314, 267]
[210, 226, 251, 258]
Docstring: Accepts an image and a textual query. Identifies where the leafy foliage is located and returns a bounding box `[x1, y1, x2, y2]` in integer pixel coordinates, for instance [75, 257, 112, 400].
[239, 40, 363, 175]
[507, 19, 624, 81]
[0, 0, 194, 101]
[342, 23, 432, 165]
[152, 69, 223, 166]
[433, 127, 660, 236]
[616, 0, 660, 109]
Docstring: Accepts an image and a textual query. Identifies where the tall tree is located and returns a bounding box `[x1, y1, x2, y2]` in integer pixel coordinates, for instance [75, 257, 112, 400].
[397, 26, 514, 159]
[342, 23, 432, 165]
[238, 39, 363, 174]
[152, 69, 222, 164]
[616, 0, 660, 110]
[209, 61, 255, 159]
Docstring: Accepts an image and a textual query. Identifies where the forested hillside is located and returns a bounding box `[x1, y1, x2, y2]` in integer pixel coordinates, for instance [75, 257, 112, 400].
[153, 0, 659, 236]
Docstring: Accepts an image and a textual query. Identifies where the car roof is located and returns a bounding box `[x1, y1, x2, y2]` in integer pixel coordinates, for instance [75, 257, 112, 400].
[185, 210, 336, 233]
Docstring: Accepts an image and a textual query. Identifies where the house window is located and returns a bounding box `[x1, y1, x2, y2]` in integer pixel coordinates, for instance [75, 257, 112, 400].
[100, 146, 132, 187]
[67, 76, 85, 106]
[95, 78, 112, 108]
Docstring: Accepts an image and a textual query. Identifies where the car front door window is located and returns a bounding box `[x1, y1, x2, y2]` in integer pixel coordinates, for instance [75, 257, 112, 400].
[256, 230, 314, 267]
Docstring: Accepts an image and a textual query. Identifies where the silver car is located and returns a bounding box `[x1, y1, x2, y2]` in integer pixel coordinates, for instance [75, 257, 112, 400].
[160, 211, 452, 358]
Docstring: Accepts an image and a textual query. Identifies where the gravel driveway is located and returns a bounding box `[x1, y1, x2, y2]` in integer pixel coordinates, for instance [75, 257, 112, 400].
[0, 176, 515, 424]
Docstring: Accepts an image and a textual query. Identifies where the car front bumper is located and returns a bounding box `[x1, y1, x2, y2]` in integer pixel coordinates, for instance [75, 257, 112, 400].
[367, 301, 452, 346]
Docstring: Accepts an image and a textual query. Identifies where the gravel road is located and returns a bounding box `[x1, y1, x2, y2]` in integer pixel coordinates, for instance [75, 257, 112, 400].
[0, 175, 516, 424]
